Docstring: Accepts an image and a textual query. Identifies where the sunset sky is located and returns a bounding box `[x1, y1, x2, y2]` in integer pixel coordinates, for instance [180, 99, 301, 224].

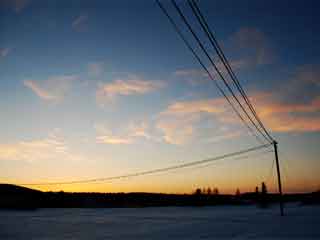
[0, 0, 319, 194]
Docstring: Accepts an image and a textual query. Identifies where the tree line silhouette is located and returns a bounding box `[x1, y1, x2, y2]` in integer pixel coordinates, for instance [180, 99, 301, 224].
[0, 183, 319, 209]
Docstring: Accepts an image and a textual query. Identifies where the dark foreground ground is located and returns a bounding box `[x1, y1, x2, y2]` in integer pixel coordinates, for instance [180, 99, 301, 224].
[0, 204, 319, 239]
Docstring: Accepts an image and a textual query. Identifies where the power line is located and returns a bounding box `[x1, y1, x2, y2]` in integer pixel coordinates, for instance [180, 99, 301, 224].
[157, 0, 283, 216]
[187, 0, 270, 140]
[187, 0, 274, 142]
[170, 0, 271, 144]
[19, 143, 272, 186]
[155, 0, 265, 145]
[185, 148, 274, 172]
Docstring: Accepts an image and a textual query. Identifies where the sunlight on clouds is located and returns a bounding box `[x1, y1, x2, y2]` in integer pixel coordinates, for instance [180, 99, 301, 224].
[250, 66, 320, 132]
[97, 135, 132, 145]
[0, 129, 84, 162]
[156, 116, 195, 145]
[156, 82, 320, 145]
[172, 61, 320, 136]
[127, 121, 153, 140]
[254, 94, 320, 132]
[96, 76, 164, 105]
[157, 99, 239, 145]
[174, 27, 274, 86]
[205, 129, 243, 143]
[23, 75, 77, 102]
[175, 59, 249, 86]
[163, 99, 226, 115]
[95, 121, 153, 145]
[24, 80, 58, 100]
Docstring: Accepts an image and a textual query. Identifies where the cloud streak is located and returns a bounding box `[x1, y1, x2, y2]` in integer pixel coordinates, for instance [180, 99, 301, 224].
[156, 115, 196, 145]
[157, 75, 320, 144]
[0, 130, 84, 162]
[174, 27, 274, 86]
[96, 76, 164, 105]
[250, 65, 320, 133]
[95, 122, 152, 145]
[23, 75, 77, 102]
[156, 98, 237, 145]
[175, 59, 249, 85]
[254, 93, 320, 132]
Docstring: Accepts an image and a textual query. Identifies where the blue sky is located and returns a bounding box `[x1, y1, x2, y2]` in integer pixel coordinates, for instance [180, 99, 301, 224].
[0, 0, 319, 193]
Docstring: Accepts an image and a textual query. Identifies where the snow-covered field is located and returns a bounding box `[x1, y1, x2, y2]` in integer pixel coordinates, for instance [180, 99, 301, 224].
[0, 204, 319, 239]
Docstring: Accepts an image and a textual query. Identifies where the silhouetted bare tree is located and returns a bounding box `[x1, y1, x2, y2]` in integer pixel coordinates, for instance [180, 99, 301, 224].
[259, 182, 269, 208]
[194, 188, 202, 195]
[236, 188, 240, 196]
[261, 182, 267, 195]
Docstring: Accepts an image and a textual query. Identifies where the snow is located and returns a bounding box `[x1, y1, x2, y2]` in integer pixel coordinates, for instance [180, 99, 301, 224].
[0, 204, 319, 239]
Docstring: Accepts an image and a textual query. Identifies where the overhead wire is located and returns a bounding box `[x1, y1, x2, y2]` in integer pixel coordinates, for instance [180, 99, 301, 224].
[187, 0, 274, 142]
[19, 143, 272, 186]
[170, 0, 272, 144]
[155, 0, 265, 144]
[184, 148, 274, 172]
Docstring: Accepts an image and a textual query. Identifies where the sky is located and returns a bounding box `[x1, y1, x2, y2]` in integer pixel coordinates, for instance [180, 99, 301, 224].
[0, 0, 319, 194]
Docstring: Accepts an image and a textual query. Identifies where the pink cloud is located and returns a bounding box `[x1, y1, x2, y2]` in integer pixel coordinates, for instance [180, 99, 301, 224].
[253, 94, 320, 132]
[95, 122, 153, 145]
[23, 75, 77, 102]
[96, 77, 164, 105]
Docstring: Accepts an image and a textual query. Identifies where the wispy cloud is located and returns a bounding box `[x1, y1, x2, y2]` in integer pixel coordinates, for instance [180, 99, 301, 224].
[72, 14, 89, 31]
[157, 67, 320, 144]
[249, 64, 320, 133]
[23, 75, 77, 102]
[97, 135, 132, 145]
[174, 27, 274, 86]
[156, 115, 196, 145]
[0, 48, 11, 57]
[156, 98, 238, 145]
[88, 62, 104, 77]
[253, 93, 320, 132]
[175, 59, 248, 85]
[0, 129, 84, 162]
[163, 98, 226, 115]
[24, 80, 58, 100]
[230, 27, 275, 66]
[282, 64, 320, 103]
[158, 89, 320, 142]
[95, 122, 153, 145]
[96, 76, 164, 105]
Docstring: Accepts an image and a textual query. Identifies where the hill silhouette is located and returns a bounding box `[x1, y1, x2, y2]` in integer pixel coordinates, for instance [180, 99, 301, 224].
[0, 184, 319, 209]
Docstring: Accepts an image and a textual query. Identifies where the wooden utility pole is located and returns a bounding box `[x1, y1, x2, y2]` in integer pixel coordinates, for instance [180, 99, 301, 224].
[273, 140, 284, 216]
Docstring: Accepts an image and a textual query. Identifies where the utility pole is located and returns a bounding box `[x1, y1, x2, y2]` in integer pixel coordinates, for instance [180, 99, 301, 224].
[273, 140, 284, 216]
